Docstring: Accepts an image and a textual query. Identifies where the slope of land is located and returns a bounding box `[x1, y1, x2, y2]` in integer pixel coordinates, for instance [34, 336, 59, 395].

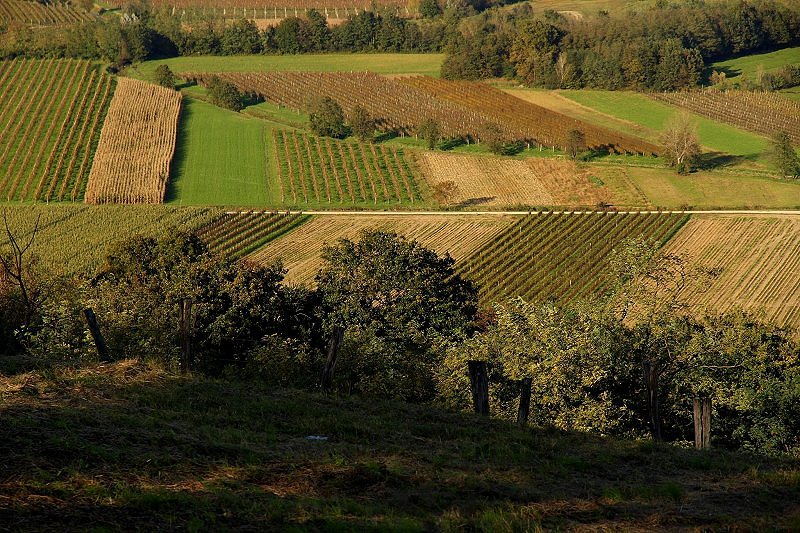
[459, 211, 688, 304]
[1, 361, 798, 531]
[0, 58, 113, 202]
[248, 214, 515, 284]
[710, 46, 800, 81]
[167, 98, 274, 205]
[560, 90, 770, 165]
[86, 78, 182, 204]
[197, 211, 310, 259]
[130, 54, 445, 81]
[0, 205, 220, 275]
[418, 152, 609, 208]
[664, 214, 800, 327]
[594, 165, 800, 210]
[0, 0, 92, 25]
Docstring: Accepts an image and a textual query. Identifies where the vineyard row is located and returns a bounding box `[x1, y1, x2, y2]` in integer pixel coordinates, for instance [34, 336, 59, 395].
[196, 211, 311, 259]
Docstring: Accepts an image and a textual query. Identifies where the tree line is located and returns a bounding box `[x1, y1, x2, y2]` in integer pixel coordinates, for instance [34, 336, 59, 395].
[443, 0, 800, 91]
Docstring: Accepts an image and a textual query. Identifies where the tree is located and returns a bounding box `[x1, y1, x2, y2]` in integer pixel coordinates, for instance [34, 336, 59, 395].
[315, 231, 478, 400]
[419, 0, 441, 18]
[566, 129, 586, 159]
[153, 64, 176, 90]
[206, 75, 245, 112]
[308, 96, 347, 139]
[770, 131, 800, 178]
[220, 18, 262, 55]
[431, 180, 460, 206]
[509, 19, 562, 86]
[659, 111, 701, 174]
[478, 122, 508, 154]
[348, 105, 375, 141]
[417, 118, 440, 149]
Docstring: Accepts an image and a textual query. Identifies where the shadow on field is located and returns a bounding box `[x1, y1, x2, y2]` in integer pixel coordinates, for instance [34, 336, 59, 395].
[1, 362, 799, 531]
[164, 100, 195, 203]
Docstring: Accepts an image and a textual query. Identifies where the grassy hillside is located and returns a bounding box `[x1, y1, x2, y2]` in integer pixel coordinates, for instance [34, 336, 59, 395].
[560, 90, 770, 164]
[711, 46, 800, 80]
[1, 361, 798, 531]
[129, 54, 445, 82]
[167, 98, 275, 206]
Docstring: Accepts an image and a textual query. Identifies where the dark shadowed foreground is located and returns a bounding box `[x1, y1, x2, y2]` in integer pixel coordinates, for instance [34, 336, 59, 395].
[1, 361, 798, 532]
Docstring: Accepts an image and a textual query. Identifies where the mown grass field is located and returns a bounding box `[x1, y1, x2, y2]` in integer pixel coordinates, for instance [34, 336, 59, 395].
[560, 90, 770, 164]
[711, 46, 800, 80]
[129, 54, 445, 82]
[167, 98, 276, 205]
[1, 361, 798, 531]
[595, 165, 800, 210]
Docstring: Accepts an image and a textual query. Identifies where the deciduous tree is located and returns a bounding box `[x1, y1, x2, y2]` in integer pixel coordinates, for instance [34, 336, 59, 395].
[659, 111, 701, 174]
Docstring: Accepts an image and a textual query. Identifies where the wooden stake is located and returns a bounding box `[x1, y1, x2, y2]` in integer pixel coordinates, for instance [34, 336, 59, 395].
[693, 397, 712, 450]
[83, 308, 109, 362]
[178, 298, 193, 373]
[517, 377, 532, 425]
[643, 360, 661, 441]
[320, 326, 345, 392]
[468, 360, 489, 415]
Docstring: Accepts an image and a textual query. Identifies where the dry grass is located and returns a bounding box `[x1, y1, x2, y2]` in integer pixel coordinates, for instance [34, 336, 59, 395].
[0, 360, 798, 531]
[418, 152, 609, 208]
[248, 214, 516, 284]
[663, 214, 800, 327]
[85, 78, 182, 204]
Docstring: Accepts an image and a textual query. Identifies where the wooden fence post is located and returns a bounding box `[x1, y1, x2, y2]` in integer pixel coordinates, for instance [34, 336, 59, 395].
[643, 360, 662, 441]
[320, 326, 345, 393]
[517, 377, 532, 425]
[693, 396, 712, 450]
[467, 360, 489, 415]
[83, 308, 109, 362]
[178, 298, 193, 373]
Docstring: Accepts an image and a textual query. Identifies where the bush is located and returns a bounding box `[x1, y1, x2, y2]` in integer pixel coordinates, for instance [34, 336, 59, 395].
[153, 64, 176, 90]
[308, 96, 347, 138]
[207, 75, 245, 112]
[348, 104, 375, 141]
[417, 118, 440, 150]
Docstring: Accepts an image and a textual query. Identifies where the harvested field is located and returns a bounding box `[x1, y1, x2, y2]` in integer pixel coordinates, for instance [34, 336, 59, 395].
[663, 215, 800, 327]
[0, 0, 92, 25]
[0, 58, 113, 202]
[418, 153, 610, 208]
[248, 214, 516, 284]
[85, 78, 182, 204]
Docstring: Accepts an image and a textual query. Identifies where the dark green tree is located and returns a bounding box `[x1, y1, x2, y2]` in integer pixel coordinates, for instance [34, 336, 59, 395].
[153, 64, 176, 89]
[207, 75, 245, 112]
[417, 118, 440, 150]
[315, 231, 478, 401]
[419, 0, 441, 18]
[566, 129, 586, 159]
[308, 96, 347, 138]
[220, 18, 262, 55]
[348, 105, 375, 141]
[770, 131, 800, 178]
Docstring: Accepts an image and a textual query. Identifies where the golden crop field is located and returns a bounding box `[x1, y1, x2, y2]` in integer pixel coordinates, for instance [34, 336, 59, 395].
[418, 153, 610, 208]
[85, 78, 182, 204]
[0, 58, 113, 202]
[0, 0, 92, 26]
[663, 215, 800, 327]
[0, 205, 220, 275]
[247, 214, 516, 284]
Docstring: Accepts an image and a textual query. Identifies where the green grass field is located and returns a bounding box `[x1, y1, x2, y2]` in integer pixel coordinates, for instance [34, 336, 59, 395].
[593, 165, 800, 209]
[2, 361, 799, 531]
[711, 46, 800, 80]
[129, 54, 445, 83]
[560, 90, 770, 164]
[167, 98, 277, 206]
